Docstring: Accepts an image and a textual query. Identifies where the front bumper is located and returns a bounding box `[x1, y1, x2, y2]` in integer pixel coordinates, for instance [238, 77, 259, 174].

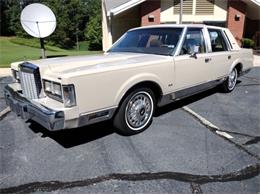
[4, 85, 64, 131]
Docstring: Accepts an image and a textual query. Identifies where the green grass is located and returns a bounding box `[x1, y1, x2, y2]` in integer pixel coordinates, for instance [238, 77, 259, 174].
[10, 37, 66, 52]
[0, 37, 102, 68]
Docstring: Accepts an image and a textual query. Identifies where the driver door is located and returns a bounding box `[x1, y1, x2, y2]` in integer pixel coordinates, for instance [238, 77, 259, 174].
[173, 27, 213, 91]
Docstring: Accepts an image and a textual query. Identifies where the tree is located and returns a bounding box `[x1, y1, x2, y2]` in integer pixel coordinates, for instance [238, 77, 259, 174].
[1, 0, 102, 50]
[1, 0, 25, 36]
[85, 14, 102, 50]
[84, 0, 102, 50]
[41, 0, 89, 49]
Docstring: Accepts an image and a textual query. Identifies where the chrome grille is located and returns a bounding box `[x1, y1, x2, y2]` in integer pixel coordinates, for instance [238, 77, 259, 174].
[19, 63, 42, 99]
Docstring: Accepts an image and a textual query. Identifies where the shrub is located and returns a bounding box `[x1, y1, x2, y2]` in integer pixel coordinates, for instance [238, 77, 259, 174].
[85, 14, 102, 50]
[242, 38, 255, 48]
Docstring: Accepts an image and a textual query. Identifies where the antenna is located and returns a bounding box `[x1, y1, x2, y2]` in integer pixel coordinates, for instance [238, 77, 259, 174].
[20, 3, 56, 59]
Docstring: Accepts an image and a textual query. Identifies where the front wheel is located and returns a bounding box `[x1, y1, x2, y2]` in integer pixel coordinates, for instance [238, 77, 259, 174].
[220, 68, 238, 93]
[113, 88, 155, 136]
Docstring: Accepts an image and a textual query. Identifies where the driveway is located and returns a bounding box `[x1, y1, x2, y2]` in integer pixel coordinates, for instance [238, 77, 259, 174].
[0, 68, 259, 193]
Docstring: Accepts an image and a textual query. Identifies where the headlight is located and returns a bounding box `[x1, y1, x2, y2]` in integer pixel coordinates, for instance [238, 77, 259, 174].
[53, 83, 62, 96]
[43, 80, 62, 101]
[44, 80, 52, 92]
[43, 80, 76, 107]
[63, 85, 76, 107]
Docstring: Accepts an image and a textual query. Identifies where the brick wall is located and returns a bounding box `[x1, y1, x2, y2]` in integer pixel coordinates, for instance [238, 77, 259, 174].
[140, 0, 161, 26]
[227, 0, 246, 46]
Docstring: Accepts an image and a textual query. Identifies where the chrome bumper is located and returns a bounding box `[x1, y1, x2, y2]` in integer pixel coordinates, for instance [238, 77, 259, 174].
[4, 85, 64, 131]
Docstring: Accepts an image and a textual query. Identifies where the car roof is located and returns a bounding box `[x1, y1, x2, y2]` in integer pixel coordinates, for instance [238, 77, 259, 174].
[129, 24, 227, 31]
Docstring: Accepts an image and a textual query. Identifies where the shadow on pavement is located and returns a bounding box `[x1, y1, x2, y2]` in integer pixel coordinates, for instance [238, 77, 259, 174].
[28, 121, 115, 148]
[44, 55, 68, 58]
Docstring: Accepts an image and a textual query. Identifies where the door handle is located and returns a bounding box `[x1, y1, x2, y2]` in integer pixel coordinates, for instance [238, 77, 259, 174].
[205, 58, 212, 63]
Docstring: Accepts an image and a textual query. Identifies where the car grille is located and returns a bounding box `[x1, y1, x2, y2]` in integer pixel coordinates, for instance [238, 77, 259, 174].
[19, 62, 42, 99]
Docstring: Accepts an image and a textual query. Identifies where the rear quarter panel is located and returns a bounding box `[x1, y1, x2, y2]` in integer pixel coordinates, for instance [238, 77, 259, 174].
[229, 49, 253, 74]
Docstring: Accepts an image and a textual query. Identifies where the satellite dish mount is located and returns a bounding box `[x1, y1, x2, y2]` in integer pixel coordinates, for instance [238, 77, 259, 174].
[40, 37, 45, 58]
[20, 3, 56, 59]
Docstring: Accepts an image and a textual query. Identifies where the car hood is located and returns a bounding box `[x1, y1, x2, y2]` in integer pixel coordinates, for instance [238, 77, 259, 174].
[11, 52, 170, 76]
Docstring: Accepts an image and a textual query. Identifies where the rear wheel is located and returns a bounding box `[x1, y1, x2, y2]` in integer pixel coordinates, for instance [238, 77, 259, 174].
[220, 68, 238, 93]
[113, 88, 155, 136]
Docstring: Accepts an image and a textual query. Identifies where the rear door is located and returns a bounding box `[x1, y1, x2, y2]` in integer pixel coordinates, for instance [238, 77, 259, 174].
[206, 28, 233, 79]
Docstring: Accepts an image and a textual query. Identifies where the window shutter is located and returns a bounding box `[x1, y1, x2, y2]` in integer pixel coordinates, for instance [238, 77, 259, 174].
[195, 0, 215, 15]
[173, 0, 193, 15]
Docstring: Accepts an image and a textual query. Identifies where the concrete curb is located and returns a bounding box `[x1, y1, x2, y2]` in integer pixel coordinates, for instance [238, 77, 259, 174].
[0, 68, 11, 77]
[253, 55, 260, 67]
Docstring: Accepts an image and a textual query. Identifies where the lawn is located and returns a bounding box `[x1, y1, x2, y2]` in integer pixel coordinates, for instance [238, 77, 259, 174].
[0, 37, 102, 68]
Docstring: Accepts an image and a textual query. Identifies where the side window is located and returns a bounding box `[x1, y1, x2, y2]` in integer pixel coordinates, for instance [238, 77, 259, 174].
[208, 29, 228, 52]
[180, 28, 206, 55]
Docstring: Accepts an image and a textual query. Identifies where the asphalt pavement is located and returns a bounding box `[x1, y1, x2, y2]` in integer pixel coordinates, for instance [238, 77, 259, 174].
[0, 68, 259, 193]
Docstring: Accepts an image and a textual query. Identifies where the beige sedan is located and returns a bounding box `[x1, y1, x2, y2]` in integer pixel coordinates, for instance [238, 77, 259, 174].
[5, 24, 253, 135]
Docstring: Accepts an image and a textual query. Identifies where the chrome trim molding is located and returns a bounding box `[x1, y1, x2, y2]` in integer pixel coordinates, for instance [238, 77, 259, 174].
[4, 85, 64, 131]
[19, 62, 42, 99]
[78, 107, 117, 127]
[158, 79, 223, 107]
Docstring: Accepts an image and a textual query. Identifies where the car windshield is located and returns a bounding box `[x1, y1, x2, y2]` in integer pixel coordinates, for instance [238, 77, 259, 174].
[109, 28, 183, 56]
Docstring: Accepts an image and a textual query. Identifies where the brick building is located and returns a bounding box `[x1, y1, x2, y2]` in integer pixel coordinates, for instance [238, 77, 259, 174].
[102, 0, 260, 51]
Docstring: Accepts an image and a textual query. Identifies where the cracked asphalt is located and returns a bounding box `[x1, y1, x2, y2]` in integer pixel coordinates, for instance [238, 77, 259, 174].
[0, 68, 259, 193]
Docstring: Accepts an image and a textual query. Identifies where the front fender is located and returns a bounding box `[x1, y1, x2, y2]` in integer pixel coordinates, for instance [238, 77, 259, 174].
[114, 73, 165, 105]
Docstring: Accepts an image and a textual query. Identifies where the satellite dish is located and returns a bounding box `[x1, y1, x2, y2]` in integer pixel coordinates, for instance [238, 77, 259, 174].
[20, 3, 57, 58]
[21, 3, 56, 38]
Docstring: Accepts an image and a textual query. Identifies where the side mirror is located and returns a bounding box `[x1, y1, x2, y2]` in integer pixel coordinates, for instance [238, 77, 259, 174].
[190, 52, 198, 59]
[190, 46, 199, 59]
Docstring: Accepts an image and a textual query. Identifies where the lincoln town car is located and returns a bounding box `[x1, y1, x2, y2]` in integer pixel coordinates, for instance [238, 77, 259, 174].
[4, 24, 253, 135]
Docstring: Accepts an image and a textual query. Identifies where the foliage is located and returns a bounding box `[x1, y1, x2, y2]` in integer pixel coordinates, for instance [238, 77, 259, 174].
[85, 14, 102, 50]
[0, 0, 102, 50]
[0, 0, 27, 36]
[242, 38, 255, 49]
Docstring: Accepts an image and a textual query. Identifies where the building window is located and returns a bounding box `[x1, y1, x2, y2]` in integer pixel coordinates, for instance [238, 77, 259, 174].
[195, 0, 215, 15]
[173, 0, 193, 15]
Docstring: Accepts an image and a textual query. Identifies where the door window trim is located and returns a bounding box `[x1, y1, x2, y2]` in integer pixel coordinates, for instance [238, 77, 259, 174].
[175, 27, 208, 56]
[223, 30, 233, 50]
[207, 28, 229, 53]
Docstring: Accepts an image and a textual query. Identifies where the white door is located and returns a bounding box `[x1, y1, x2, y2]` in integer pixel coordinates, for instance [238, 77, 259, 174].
[174, 27, 213, 91]
[206, 28, 233, 79]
